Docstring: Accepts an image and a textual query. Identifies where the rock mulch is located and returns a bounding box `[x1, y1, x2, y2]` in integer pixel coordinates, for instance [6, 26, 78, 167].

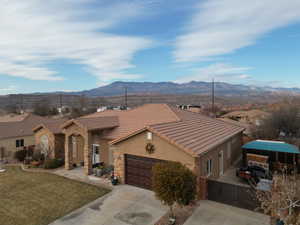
[155, 201, 199, 225]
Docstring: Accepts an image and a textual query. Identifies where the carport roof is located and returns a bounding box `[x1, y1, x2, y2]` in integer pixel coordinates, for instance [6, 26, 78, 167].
[242, 140, 300, 154]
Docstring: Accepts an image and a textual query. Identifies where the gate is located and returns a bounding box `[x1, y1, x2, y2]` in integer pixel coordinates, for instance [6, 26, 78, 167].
[207, 179, 259, 210]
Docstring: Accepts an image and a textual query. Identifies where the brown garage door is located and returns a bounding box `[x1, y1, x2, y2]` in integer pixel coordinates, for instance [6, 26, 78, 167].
[125, 154, 165, 189]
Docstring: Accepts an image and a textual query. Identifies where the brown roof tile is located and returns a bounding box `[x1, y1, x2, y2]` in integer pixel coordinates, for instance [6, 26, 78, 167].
[84, 104, 180, 139]
[0, 114, 56, 140]
[61, 116, 119, 131]
[110, 105, 244, 156]
[33, 119, 68, 134]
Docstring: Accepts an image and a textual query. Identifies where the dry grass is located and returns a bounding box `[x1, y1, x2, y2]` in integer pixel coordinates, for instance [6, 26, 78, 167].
[0, 166, 109, 225]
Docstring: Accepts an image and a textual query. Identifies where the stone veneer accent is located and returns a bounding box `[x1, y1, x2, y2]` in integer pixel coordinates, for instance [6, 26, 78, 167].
[113, 151, 125, 183]
[64, 124, 92, 175]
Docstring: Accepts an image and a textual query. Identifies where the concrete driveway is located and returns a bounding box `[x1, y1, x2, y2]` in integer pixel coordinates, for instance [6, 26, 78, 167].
[50, 185, 167, 225]
[184, 200, 269, 225]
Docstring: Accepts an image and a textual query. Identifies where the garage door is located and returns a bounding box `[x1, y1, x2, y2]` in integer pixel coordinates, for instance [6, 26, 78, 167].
[125, 154, 165, 189]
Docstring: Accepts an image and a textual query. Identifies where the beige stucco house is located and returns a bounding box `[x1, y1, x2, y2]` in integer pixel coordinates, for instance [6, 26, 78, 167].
[60, 104, 244, 189]
[0, 114, 54, 160]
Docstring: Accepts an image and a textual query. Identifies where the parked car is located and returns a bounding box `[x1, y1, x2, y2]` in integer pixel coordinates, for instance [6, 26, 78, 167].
[236, 165, 271, 183]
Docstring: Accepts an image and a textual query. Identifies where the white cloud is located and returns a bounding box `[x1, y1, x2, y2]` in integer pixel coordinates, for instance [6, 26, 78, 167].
[175, 63, 251, 83]
[0, 0, 152, 82]
[174, 0, 300, 62]
[0, 85, 18, 95]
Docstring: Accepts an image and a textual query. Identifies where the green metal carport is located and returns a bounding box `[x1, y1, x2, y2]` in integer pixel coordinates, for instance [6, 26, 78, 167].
[242, 140, 300, 171]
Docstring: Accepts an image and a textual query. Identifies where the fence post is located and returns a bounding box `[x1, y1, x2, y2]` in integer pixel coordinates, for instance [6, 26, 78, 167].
[197, 176, 208, 200]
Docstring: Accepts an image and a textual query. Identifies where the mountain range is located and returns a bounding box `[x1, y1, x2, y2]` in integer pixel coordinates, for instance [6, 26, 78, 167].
[76, 81, 300, 97]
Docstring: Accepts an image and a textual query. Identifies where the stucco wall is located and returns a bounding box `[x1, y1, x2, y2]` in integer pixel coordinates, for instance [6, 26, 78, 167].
[0, 135, 35, 160]
[198, 132, 242, 179]
[35, 128, 65, 159]
[112, 130, 196, 183]
[90, 132, 111, 166]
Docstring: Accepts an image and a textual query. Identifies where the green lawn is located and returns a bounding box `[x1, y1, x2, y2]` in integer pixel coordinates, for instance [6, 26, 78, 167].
[0, 166, 110, 225]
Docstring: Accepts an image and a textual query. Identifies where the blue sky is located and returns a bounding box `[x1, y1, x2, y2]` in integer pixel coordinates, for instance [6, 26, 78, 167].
[1, 0, 300, 94]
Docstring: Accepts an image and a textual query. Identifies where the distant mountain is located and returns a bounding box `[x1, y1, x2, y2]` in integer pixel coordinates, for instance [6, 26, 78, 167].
[76, 81, 300, 97]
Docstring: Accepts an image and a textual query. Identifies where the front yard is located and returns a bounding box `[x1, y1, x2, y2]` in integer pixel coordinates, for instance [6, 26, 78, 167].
[0, 166, 109, 225]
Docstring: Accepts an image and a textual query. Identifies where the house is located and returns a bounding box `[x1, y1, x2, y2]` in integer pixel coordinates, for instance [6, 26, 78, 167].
[33, 119, 67, 159]
[242, 140, 300, 172]
[61, 104, 244, 189]
[0, 114, 54, 160]
[221, 109, 270, 126]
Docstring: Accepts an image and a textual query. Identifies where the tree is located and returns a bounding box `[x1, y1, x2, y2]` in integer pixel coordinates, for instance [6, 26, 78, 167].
[256, 169, 300, 224]
[33, 98, 51, 116]
[152, 161, 197, 219]
[252, 104, 300, 142]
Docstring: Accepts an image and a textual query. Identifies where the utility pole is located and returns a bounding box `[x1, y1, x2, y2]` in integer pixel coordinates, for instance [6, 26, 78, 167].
[20, 94, 24, 113]
[124, 87, 128, 109]
[212, 79, 215, 117]
[59, 94, 63, 108]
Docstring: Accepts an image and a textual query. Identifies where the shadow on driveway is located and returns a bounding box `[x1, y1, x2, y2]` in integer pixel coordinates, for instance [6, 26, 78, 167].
[184, 200, 269, 225]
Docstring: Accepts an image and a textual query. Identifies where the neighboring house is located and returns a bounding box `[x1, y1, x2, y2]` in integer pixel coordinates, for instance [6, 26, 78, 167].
[61, 104, 244, 189]
[33, 119, 67, 159]
[221, 109, 270, 126]
[218, 118, 251, 136]
[0, 114, 54, 160]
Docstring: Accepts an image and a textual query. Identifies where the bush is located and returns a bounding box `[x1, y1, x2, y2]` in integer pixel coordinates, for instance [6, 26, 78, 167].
[32, 151, 44, 161]
[43, 158, 64, 169]
[14, 150, 27, 162]
[152, 162, 197, 218]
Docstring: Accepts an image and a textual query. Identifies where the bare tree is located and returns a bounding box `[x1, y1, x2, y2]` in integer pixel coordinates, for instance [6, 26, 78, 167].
[252, 104, 300, 142]
[256, 169, 300, 224]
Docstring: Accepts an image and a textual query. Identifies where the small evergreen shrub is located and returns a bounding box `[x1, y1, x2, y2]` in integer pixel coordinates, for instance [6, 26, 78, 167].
[14, 150, 27, 162]
[44, 158, 64, 169]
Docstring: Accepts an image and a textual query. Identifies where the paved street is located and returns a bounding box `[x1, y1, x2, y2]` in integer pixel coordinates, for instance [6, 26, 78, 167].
[184, 200, 269, 225]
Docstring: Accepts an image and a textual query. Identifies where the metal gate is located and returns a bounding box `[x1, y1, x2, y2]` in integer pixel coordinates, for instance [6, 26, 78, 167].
[207, 179, 259, 210]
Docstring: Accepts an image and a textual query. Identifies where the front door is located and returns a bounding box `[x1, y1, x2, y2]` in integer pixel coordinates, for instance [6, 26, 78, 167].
[219, 150, 224, 176]
[92, 144, 100, 165]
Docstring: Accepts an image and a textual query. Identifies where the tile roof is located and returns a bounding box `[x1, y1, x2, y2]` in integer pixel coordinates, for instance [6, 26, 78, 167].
[148, 116, 244, 156]
[33, 119, 68, 134]
[0, 114, 55, 140]
[0, 113, 29, 123]
[61, 116, 119, 131]
[100, 104, 245, 156]
[83, 104, 180, 139]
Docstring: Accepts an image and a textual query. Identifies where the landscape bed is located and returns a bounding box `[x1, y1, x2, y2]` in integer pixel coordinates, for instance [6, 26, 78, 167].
[0, 166, 109, 225]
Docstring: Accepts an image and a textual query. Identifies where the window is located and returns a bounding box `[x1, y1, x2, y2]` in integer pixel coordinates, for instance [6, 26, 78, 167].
[227, 142, 231, 159]
[206, 159, 212, 177]
[146, 132, 152, 140]
[16, 139, 24, 148]
[92, 144, 100, 164]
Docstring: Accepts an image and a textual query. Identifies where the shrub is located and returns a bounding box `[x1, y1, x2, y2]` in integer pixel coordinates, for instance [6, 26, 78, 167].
[44, 158, 64, 169]
[14, 149, 27, 162]
[152, 161, 197, 218]
[32, 151, 44, 161]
